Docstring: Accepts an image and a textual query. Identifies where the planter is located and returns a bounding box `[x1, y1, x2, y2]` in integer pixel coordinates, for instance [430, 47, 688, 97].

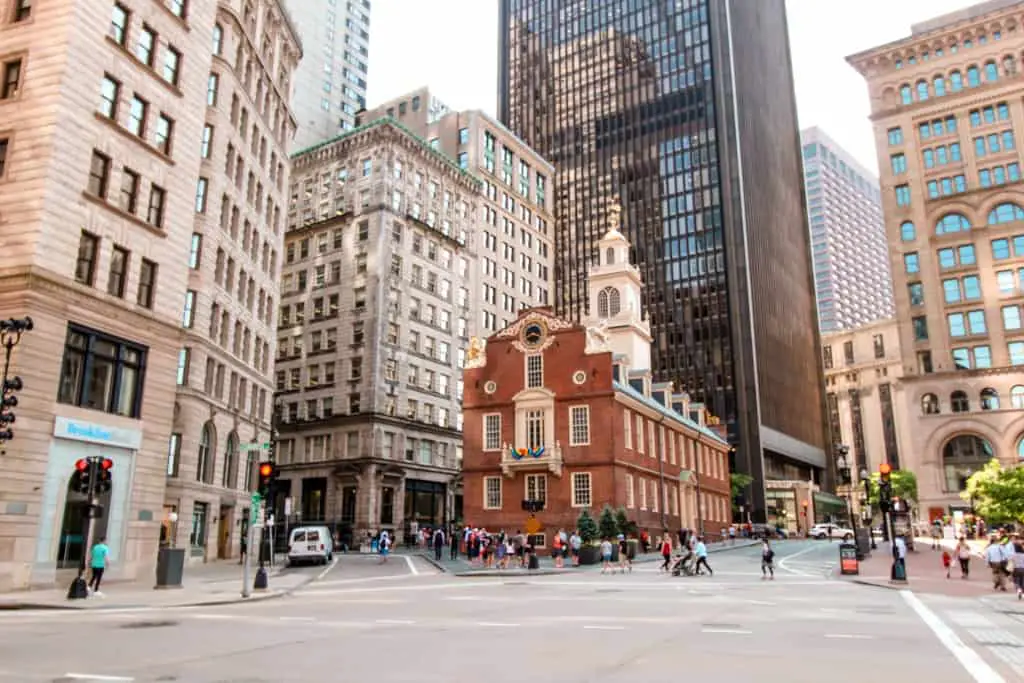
[578, 544, 620, 565]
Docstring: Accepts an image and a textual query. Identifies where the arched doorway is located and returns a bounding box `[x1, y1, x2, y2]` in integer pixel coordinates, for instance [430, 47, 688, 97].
[942, 434, 994, 493]
[56, 473, 111, 569]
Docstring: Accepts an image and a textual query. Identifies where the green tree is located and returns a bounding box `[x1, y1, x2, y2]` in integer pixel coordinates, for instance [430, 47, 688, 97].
[615, 507, 637, 537]
[865, 469, 919, 506]
[730, 473, 754, 512]
[964, 459, 1024, 524]
[576, 509, 599, 544]
[598, 505, 619, 539]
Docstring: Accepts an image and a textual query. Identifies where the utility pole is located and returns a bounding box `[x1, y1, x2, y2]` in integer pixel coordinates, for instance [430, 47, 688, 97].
[67, 457, 113, 600]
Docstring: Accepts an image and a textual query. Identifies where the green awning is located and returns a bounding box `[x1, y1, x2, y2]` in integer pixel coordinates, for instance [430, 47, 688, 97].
[813, 491, 848, 511]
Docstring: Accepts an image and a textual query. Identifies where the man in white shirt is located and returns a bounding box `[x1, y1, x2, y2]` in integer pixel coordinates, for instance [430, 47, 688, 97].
[985, 535, 1011, 591]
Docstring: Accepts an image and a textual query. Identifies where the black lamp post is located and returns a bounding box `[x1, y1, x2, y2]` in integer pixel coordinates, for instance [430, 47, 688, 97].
[834, 446, 856, 539]
[859, 466, 876, 550]
[0, 316, 32, 455]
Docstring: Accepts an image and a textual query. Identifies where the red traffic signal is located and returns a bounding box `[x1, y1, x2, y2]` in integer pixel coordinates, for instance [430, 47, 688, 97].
[75, 458, 89, 472]
[879, 462, 892, 482]
[100, 458, 113, 470]
[259, 463, 274, 478]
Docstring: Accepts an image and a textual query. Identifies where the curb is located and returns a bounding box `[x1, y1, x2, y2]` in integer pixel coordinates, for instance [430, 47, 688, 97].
[453, 569, 573, 578]
[0, 561, 334, 612]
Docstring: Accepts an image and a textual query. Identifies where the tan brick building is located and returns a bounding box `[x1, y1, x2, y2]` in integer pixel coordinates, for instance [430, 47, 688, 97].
[849, 0, 1024, 521]
[461, 222, 731, 545]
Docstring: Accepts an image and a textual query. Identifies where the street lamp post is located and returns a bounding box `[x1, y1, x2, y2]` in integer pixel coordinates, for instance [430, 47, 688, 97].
[834, 446, 857, 545]
[0, 316, 32, 455]
[859, 466, 876, 550]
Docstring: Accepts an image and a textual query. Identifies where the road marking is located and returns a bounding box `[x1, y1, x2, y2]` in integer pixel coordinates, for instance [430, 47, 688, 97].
[777, 545, 826, 577]
[64, 675, 134, 682]
[701, 628, 752, 635]
[403, 555, 420, 576]
[309, 574, 426, 588]
[478, 622, 520, 627]
[747, 600, 776, 606]
[316, 558, 339, 581]
[901, 591, 1006, 683]
[279, 616, 315, 622]
[584, 625, 624, 631]
[825, 634, 874, 640]
[375, 619, 415, 625]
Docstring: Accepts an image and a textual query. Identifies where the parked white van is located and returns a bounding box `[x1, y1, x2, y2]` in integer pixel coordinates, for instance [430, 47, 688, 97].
[287, 526, 334, 566]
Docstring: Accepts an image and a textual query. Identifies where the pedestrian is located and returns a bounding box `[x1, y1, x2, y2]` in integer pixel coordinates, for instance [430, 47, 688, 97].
[985, 534, 1010, 592]
[729, 526, 737, 545]
[694, 536, 713, 576]
[378, 530, 391, 564]
[659, 534, 672, 573]
[449, 525, 459, 560]
[432, 526, 445, 562]
[941, 548, 953, 579]
[761, 539, 775, 580]
[1011, 538, 1024, 600]
[931, 520, 943, 550]
[617, 534, 631, 574]
[954, 536, 972, 579]
[552, 530, 564, 568]
[89, 536, 110, 596]
[600, 537, 614, 574]
[570, 530, 582, 567]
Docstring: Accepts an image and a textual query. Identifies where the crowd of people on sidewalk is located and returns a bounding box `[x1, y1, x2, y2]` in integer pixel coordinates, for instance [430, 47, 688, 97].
[930, 522, 1024, 599]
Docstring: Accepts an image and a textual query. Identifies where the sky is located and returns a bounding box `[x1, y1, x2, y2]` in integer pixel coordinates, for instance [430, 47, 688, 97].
[365, 0, 979, 177]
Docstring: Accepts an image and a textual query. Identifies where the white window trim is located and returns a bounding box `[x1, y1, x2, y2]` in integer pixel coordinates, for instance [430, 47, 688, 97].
[571, 471, 592, 508]
[525, 473, 547, 503]
[527, 532, 547, 549]
[624, 410, 632, 449]
[569, 404, 591, 446]
[483, 475, 502, 510]
[482, 413, 501, 451]
[525, 352, 544, 389]
[636, 414, 645, 453]
[625, 473, 634, 509]
[639, 477, 648, 510]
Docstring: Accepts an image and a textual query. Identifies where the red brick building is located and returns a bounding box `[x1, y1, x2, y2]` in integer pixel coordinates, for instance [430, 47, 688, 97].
[461, 224, 732, 547]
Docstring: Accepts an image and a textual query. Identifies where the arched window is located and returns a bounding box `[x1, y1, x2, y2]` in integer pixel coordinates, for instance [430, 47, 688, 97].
[933, 75, 946, 96]
[1004, 55, 1017, 75]
[988, 202, 1024, 225]
[597, 289, 609, 317]
[222, 431, 239, 489]
[985, 61, 999, 82]
[951, 390, 970, 413]
[967, 65, 981, 87]
[197, 422, 215, 484]
[916, 80, 929, 100]
[943, 434, 995, 491]
[980, 388, 999, 411]
[597, 286, 621, 318]
[921, 393, 940, 415]
[950, 70, 964, 91]
[605, 247, 614, 265]
[900, 221, 916, 241]
[935, 213, 970, 235]
[900, 84, 913, 104]
[1012, 385, 1024, 409]
[1018, 436, 1024, 460]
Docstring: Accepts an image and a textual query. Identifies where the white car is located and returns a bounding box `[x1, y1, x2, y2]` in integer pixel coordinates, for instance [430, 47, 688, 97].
[809, 524, 855, 541]
[287, 526, 334, 566]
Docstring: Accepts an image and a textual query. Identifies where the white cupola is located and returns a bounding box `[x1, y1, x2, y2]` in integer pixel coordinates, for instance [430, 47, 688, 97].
[584, 199, 652, 371]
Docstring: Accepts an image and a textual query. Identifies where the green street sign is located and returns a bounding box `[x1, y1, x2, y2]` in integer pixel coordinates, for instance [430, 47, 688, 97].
[240, 442, 268, 452]
[249, 506, 259, 526]
[251, 492, 262, 505]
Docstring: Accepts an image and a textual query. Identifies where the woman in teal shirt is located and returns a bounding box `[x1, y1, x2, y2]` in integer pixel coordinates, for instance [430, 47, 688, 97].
[89, 537, 109, 595]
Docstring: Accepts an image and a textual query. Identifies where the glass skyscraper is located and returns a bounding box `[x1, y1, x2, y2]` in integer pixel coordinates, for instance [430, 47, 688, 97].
[497, 0, 831, 520]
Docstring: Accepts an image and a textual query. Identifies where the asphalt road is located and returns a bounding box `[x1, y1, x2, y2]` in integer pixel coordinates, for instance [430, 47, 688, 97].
[1, 542, 1021, 682]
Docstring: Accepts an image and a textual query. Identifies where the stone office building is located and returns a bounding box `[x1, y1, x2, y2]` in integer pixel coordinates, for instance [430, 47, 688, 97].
[275, 118, 479, 542]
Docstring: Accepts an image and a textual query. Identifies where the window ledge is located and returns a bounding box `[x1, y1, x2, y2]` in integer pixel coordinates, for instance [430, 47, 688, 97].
[81, 191, 167, 238]
[154, 3, 191, 31]
[105, 36, 184, 98]
[93, 112, 175, 165]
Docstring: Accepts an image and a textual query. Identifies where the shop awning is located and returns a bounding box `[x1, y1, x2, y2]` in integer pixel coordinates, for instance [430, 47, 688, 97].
[813, 491, 848, 511]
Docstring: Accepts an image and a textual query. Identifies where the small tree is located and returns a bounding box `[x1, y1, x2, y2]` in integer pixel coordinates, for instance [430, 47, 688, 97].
[577, 509, 599, 544]
[965, 459, 1024, 524]
[598, 505, 619, 539]
[615, 506, 637, 537]
[731, 472, 754, 515]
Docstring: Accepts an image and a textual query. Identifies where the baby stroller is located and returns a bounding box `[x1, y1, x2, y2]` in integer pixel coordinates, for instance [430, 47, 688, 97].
[670, 551, 696, 577]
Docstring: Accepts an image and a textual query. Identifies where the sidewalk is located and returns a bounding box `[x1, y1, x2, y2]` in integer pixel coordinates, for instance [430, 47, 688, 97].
[416, 538, 759, 577]
[0, 557, 324, 611]
[836, 537, 1000, 597]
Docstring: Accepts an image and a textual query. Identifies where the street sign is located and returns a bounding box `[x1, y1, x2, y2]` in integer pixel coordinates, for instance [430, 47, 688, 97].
[251, 492, 262, 505]
[240, 442, 270, 452]
[249, 506, 259, 526]
[284, 496, 293, 516]
[524, 515, 541, 535]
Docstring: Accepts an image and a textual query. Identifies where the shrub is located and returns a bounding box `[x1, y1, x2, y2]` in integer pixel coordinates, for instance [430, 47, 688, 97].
[598, 505, 619, 539]
[577, 509, 599, 544]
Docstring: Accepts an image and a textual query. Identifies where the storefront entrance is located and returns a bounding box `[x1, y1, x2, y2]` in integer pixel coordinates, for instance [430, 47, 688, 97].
[404, 480, 446, 527]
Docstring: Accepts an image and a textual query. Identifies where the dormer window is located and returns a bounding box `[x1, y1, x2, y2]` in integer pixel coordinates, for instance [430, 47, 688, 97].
[613, 364, 622, 383]
[629, 378, 644, 394]
[526, 354, 543, 388]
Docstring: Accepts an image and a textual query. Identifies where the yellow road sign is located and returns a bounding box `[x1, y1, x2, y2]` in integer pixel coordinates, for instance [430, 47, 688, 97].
[525, 515, 541, 535]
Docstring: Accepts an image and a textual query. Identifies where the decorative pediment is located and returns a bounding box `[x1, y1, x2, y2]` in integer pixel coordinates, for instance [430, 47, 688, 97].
[494, 310, 575, 355]
[510, 387, 556, 402]
[500, 441, 564, 478]
[465, 336, 487, 369]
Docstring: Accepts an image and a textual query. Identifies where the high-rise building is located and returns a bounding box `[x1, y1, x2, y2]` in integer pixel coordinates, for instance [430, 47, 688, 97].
[497, 0, 830, 520]
[360, 87, 556, 337]
[275, 119, 480, 540]
[800, 127, 895, 331]
[848, 0, 1024, 519]
[283, 0, 370, 151]
[163, 2, 301, 562]
[0, 0, 298, 591]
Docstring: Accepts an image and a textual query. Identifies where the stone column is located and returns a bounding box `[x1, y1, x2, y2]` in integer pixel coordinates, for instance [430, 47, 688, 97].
[365, 464, 380, 534]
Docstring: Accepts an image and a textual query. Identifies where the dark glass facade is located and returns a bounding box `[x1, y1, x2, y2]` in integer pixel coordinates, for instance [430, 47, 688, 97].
[498, 0, 829, 520]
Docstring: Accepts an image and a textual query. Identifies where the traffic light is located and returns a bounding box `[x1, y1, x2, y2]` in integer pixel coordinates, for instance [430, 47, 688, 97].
[96, 458, 113, 494]
[72, 458, 92, 494]
[879, 462, 892, 482]
[0, 375, 22, 443]
[257, 461, 276, 497]
[878, 463, 893, 511]
[266, 439, 276, 463]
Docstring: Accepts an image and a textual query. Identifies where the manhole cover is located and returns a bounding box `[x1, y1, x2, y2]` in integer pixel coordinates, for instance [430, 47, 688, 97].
[120, 620, 179, 629]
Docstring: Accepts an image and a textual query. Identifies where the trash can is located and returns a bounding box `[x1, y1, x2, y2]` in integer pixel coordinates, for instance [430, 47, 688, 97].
[154, 547, 185, 589]
[838, 542, 859, 576]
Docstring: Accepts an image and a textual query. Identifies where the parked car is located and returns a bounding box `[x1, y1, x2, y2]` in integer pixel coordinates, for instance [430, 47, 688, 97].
[809, 523, 854, 541]
[287, 526, 334, 566]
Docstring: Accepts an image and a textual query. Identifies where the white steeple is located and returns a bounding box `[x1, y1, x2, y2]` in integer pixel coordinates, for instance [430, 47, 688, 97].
[584, 198, 652, 371]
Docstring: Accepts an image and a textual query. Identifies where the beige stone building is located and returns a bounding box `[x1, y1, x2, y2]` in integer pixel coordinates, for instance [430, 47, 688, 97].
[0, 0, 298, 591]
[360, 87, 556, 336]
[849, 0, 1024, 522]
[162, 1, 300, 564]
[276, 119, 480, 543]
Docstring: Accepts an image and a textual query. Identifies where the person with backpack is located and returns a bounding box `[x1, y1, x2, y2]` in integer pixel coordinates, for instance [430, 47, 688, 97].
[432, 526, 445, 562]
[378, 530, 391, 564]
[761, 539, 775, 580]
